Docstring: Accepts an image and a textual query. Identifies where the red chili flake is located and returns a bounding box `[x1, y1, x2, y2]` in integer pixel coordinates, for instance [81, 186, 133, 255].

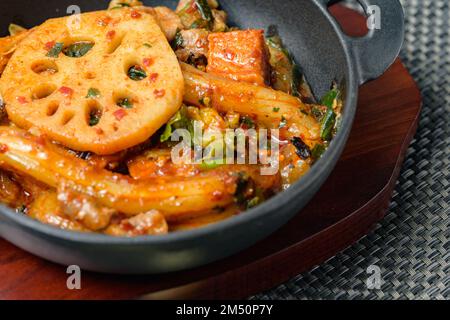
[143, 58, 154, 67]
[148, 73, 159, 83]
[153, 89, 165, 98]
[44, 41, 56, 51]
[17, 96, 28, 104]
[59, 86, 73, 97]
[113, 109, 127, 121]
[35, 135, 46, 146]
[0, 144, 9, 153]
[131, 10, 142, 19]
[106, 30, 116, 40]
[95, 128, 104, 135]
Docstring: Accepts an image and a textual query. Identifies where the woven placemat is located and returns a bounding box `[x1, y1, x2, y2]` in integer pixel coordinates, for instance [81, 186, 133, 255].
[252, 0, 450, 300]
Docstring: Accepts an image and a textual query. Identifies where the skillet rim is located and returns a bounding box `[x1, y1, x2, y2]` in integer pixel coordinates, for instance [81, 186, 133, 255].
[0, 0, 358, 245]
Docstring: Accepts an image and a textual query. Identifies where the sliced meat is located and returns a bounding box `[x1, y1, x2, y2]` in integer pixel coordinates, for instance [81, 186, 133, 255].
[105, 210, 168, 236]
[207, 30, 271, 86]
[175, 29, 209, 65]
[57, 184, 116, 231]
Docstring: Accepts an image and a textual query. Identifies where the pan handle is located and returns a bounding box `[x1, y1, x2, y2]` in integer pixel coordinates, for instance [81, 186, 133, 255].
[318, 0, 405, 84]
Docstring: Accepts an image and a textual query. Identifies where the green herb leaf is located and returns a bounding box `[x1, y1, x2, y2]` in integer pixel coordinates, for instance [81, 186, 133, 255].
[321, 88, 339, 109]
[273, 107, 280, 112]
[311, 144, 327, 160]
[86, 88, 100, 99]
[320, 109, 336, 141]
[160, 106, 193, 142]
[143, 43, 152, 48]
[117, 98, 133, 109]
[46, 42, 64, 58]
[127, 65, 147, 81]
[63, 42, 94, 58]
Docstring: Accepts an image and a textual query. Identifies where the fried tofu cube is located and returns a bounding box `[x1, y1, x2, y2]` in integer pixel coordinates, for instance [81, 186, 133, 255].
[207, 30, 270, 86]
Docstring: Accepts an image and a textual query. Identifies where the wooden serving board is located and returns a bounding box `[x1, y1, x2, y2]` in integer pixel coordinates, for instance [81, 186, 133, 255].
[0, 5, 421, 300]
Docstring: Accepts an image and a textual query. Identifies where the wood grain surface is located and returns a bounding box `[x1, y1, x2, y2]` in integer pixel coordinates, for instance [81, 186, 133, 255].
[0, 5, 422, 300]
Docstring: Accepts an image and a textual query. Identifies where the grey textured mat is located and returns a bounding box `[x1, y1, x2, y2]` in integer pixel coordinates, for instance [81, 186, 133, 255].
[252, 0, 450, 300]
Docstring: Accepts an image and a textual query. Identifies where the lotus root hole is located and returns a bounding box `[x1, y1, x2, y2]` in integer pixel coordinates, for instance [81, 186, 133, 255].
[32, 84, 57, 100]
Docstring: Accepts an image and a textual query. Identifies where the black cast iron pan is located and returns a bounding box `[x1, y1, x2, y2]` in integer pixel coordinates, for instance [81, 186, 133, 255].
[0, 0, 404, 274]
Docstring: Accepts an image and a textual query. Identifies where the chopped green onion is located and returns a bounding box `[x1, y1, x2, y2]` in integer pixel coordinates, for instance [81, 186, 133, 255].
[89, 111, 101, 126]
[86, 88, 100, 99]
[46, 42, 64, 58]
[63, 42, 94, 58]
[127, 65, 147, 81]
[320, 109, 336, 141]
[117, 98, 133, 109]
[311, 144, 327, 160]
[160, 106, 193, 143]
[321, 88, 339, 109]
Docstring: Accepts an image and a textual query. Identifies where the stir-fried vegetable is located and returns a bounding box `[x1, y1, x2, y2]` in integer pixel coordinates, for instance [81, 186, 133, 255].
[0, 0, 344, 236]
[160, 105, 194, 142]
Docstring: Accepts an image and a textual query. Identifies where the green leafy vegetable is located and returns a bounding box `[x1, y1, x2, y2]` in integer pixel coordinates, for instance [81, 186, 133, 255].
[127, 65, 147, 81]
[321, 88, 339, 108]
[273, 107, 280, 112]
[160, 106, 194, 142]
[46, 42, 64, 58]
[320, 109, 336, 141]
[266, 35, 301, 97]
[63, 42, 94, 58]
[86, 88, 100, 99]
[319, 87, 340, 141]
[311, 144, 327, 160]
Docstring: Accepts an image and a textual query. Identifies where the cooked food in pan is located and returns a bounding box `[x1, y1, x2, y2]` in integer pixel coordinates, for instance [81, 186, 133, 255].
[0, 0, 342, 236]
